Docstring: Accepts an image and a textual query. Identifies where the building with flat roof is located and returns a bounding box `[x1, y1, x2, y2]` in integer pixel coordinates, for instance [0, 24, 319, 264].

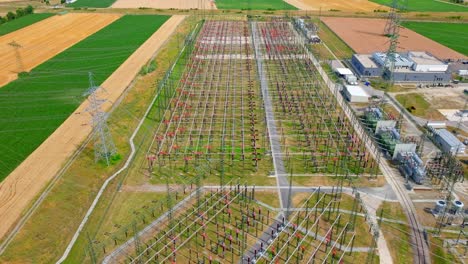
[342, 85, 370, 103]
[351, 51, 451, 84]
[435, 129, 465, 155]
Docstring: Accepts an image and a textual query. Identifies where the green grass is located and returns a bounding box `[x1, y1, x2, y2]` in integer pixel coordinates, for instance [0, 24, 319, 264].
[215, 0, 297, 10]
[402, 22, 468, 56]
[0, 13, 54, 36]
[371, 0, 468, 12]
[395, 93, 445, 119]
[68, 0, 117, 8]
[0, 15, 170, 183]
[395, 93, 430, 117]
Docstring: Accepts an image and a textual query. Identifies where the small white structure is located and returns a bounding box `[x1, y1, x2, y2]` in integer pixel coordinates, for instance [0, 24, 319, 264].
[335, 67, 353, 76]
[343, 85, 370, 103]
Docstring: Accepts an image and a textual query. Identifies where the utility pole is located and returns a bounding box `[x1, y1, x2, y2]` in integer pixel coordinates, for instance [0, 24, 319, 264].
[382, 0, 408, 89]
[84, 72, 117, 166]
[8, 41, 25, 73]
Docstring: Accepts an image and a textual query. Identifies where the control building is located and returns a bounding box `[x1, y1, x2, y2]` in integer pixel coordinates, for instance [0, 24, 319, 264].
[351, 51, 451, 85]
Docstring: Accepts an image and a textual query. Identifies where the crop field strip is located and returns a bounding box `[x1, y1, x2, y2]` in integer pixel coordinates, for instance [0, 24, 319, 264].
[0, 15, 170, 182]
[254, 20, 378, 176]
[371, 0, 468, 12]
[0, 13, 54, 36]
[144, 20, 271, 183]
[69, 0, 117, 8]
[215, 0, 297, 10]
[112, 0, 215, 9]
[402, 21, 468, 56]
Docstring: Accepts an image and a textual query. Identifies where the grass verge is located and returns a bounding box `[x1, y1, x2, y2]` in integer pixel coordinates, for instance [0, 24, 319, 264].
[317, 19, 354, 59]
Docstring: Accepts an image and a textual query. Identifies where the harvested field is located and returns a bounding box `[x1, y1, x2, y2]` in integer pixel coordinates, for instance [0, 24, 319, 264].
[0, 13, 121, 88]
[285, 0, 388, 11]
[0, 14, 184, 243]
[321, 17, 467, 60]
[112, 0, 216, 9]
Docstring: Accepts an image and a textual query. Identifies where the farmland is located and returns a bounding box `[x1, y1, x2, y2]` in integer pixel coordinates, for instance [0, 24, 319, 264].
[402, 21, 468, 56]
[0, 13, 121, 88]
[215, 0, 297, 10]
[112, 0, 214, 9]
[321, 17, 467, 60]
[0, 0, 465, 262]
[0, 15, 170, 182]
[0, 13, 53, 36]
[286, 0, 389, 11]
[371, 0, 468, 12]
[68, 0, 117, 8]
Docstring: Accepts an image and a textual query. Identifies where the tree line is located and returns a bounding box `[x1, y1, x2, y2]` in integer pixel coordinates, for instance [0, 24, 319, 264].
[0, 5, 34, 25]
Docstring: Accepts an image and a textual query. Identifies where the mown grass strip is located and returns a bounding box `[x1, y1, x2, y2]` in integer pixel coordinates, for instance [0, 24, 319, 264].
[0, 15, 170, 182]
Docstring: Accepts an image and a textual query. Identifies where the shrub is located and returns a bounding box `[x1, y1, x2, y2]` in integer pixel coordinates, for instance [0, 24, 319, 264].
[16, 8, 26, 18]
[25, 5, 34, 14]
[6, 11, 16, 21]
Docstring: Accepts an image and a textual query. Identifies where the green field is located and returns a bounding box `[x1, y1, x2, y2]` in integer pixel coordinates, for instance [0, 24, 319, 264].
[0, 15, 170, 182]
[371, 0, 468, 12]
[68, 0, 117, 8]
[215, 0, 297, 10]
[403, 21, 468, 56]
[0, 13, 53, 36]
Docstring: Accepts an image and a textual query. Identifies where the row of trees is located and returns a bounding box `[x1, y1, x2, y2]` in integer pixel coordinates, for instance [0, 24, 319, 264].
[0, 5, 34, 25]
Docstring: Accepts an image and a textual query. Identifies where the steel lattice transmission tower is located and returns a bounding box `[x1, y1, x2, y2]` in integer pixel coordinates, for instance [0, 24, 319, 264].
[382, 0, 408, 85]
[84, 72, 117, 166]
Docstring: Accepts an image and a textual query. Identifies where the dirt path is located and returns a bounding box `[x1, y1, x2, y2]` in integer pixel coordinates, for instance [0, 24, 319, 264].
[321, 17, 467, 60]
[0, 15, 186, 242]
[284, 0, 388, 11]
[112, 0, 216, 9]
[0, 13, 121, 88]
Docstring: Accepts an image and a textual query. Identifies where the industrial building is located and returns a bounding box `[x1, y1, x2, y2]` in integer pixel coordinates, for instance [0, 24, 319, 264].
[342, 85, 370, 103]
[434, 129, 466, 155]
[351, 51, 451, 84]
